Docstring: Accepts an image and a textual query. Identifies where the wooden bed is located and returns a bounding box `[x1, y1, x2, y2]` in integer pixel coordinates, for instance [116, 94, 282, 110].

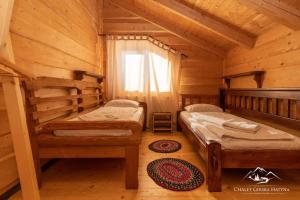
[22, 71, 147, 190]
[178, 89, 300, 192]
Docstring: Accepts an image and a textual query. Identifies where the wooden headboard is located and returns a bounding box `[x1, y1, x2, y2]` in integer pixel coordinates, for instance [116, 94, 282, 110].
[22, 75, 104, 133]
[181, 94, 219, 110]
[220, 88, 300, 130]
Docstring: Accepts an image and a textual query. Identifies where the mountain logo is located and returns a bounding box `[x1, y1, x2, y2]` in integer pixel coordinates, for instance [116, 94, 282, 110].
[243, 167, 281, 184]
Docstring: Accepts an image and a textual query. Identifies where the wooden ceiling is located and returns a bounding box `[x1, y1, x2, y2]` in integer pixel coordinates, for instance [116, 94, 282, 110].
[102, 0, 300, 58]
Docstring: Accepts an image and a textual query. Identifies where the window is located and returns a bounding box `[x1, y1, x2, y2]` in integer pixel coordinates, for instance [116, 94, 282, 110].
[124, 53, 144, 92]
[123, 52, 171, 93]
[149, 53, 170, 92]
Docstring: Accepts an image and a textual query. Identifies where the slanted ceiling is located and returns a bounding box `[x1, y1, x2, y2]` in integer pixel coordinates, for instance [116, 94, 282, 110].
[103, 0, 300, 58]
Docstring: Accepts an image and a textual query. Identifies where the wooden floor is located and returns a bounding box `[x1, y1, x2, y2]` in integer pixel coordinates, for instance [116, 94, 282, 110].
[10, 132, 300, 200]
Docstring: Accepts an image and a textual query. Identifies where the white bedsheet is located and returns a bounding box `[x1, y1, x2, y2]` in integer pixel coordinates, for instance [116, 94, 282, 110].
[54, 107, 144, 137]
[180, 111, 300, 150]
[70, 106, 143, 122]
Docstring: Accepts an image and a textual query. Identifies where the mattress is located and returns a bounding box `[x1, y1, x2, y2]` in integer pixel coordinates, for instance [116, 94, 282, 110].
[54, 106, 144, 137]
[180, 111, 300, 150]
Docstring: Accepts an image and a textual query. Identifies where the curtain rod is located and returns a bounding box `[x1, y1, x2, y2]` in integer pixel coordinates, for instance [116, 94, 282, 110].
[100, 34, 188, 58]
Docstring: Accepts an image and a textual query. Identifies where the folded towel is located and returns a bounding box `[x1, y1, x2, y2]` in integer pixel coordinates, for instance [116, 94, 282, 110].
[192, 113, 260, 133]
[202, 122, 294, 141]
[223, 119, 261, 133]
[191, 113, 226, 126]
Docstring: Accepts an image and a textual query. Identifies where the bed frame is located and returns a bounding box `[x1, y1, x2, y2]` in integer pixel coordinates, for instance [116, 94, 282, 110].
[22, 72, 147, 190]
[179, 89, 300, 192]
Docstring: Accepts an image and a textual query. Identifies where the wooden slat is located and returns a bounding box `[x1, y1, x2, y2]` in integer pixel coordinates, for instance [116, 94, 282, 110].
[109, 0, 226, 57]
[154, 0, 256, 48]
[29, 93, 101, 105]
[254, 97, 259, 111]
[262, 98, 268, 113]
[32, 99, 102, 120]
[239, 0, 300, 30]
[272, 98, 278, 115]
[33, 105, 77, 120]
[282, 99, 290, 118]
[25, 77, 101, 90]
[296, 101, 300, 120]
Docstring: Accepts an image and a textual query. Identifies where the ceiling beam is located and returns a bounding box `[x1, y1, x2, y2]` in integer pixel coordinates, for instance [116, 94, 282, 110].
[239, 0, 300, 30]
[109, 0, 226, 57]
[154, 0, 256, 48]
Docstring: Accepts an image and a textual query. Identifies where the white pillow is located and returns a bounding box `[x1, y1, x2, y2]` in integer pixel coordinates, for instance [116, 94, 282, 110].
[184, 104, 223, 112]
[105, 99, 139, 108]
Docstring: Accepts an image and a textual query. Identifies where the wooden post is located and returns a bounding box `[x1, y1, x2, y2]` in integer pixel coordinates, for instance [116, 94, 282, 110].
[125, 145, 139, 189]
[1, 0, 40, 198]
[1, 75, 40, 200]
[206, 141, 222, 192]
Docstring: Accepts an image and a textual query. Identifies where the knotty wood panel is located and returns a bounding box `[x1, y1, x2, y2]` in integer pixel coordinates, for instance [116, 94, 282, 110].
[180, 58, 223, 95]
[181, 0, 277, 35]
[0, 0, 102, 195]
[224, 26, 300, 88]
[11, 0, 100, 78]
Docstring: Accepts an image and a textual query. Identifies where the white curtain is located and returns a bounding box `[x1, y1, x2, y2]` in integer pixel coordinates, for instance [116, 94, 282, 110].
[107, 39, 181, 128]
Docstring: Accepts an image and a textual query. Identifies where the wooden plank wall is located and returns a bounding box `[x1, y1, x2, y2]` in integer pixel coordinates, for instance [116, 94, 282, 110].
[179, 50, 223, 95]
[0, 0, 102, 195]
[224, 25, 300, 88]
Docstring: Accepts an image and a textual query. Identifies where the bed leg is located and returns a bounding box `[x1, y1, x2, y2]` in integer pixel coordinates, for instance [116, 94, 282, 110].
[30, 134, 42, 188]
[35, 159, 42, 188]
[206, 141, 222, 192]
[125, 145, 139, 189]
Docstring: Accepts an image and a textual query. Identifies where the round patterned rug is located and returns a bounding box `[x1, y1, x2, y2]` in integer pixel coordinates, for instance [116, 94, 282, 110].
[147, 158, 204, 191]
[148, 140, 182, 153]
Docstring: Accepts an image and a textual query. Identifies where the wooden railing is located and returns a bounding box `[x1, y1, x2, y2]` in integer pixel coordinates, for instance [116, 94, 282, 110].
[22, 76, 104, 133]
[220, 88, 300, 129]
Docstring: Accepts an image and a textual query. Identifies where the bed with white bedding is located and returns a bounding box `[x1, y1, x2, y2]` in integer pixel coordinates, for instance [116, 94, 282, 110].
[179, 91, 300, 192]
[38, 99, 146, 190]
[180, 111, 300, 150]
[23, 74, 147, 190]
[54, 106, 144, 137]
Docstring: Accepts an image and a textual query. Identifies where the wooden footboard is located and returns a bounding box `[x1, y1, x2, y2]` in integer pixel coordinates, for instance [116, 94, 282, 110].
[179, 117, 222, 192]
[125, 145, 139, 189]
[206, 141, 222, 192]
